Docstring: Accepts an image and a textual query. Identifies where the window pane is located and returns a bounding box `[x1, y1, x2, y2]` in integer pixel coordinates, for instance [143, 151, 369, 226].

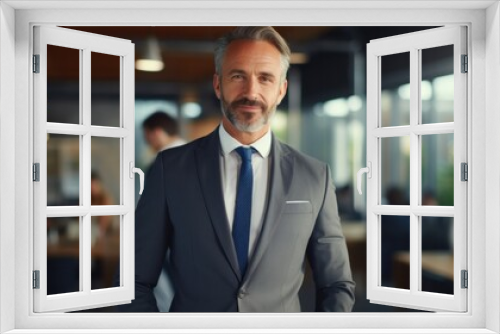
[47, 134, 80, 206]
[381, 215, 410, 289]
[381, 137, 410, 205]
[421, 217, 454, 294]
[47, 217, 80, 295]
[91, 216, 120, 290]
[421, 45, 454, 124]
[381, 52, 410, 127]
[91, 137, 121, 206]
[47, 44, 80, 124]
[91, 52, 120, 127]
[421, 134, 454, 206]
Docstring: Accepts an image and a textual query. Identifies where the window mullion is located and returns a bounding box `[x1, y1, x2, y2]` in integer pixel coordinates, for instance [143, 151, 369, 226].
[409, 47, 420, 294]
[89, 205, 129, 216]
[413, 123, 454, 135]
[82, 47, 92, 294]
[78, 48, 84, 293]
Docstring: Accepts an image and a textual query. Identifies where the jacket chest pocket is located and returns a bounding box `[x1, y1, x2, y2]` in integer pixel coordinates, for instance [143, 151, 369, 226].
[283, 200, 312, 214]
[275, 201, 314, 252]
[281, 201, 314, 232]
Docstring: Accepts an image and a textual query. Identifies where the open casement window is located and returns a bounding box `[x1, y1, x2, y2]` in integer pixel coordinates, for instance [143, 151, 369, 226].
[33, 26, 141, 312]
[364, 26, 467, 312]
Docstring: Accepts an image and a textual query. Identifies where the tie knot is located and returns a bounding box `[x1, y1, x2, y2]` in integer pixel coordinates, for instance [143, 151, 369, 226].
[235, 146, 254, 163]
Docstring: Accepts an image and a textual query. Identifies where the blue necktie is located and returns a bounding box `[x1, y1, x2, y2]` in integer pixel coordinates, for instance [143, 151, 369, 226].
[232, 146, 254, 277]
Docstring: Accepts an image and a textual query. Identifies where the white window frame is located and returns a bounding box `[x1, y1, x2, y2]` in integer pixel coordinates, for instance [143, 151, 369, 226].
[33, 25, 136, 313]
[366, 26, 468, 312]
[1, 1, 499, 333]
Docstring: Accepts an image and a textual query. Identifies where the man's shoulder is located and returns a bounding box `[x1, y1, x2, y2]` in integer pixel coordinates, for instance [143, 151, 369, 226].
[157, 130, 216, 161]
[277, 140, 327, 170]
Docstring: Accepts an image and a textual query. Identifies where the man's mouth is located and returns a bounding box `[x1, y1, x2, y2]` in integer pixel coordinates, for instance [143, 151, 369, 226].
[231, 98, 265, 112]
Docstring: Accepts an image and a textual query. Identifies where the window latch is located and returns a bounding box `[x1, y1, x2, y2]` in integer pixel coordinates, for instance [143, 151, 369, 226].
[129, 162, 144, 195]
[356, 162, 372, 195]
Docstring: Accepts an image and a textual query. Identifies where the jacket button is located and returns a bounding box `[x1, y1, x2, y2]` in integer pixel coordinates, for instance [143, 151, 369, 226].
[238, 290, 247, 299]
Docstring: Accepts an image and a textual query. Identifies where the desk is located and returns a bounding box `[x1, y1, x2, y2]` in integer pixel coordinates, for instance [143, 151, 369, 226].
[393, 251, 453, 292]
[47, 233, 120, 290]
[47, 234, 120, 259]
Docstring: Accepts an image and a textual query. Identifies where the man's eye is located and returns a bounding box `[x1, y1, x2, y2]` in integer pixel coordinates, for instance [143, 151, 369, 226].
[231, 74, 243, 80]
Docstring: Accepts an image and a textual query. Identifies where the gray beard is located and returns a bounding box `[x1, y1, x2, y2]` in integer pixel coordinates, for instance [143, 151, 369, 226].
[219, 98, 278, 133]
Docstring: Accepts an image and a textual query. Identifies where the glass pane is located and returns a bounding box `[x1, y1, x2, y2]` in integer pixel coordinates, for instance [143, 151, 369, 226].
[91, 216, 120, 290]
[91, 137, 120, 206]
[91, 52, 120, 127]
[47, 217, 80, 295]
[47, 134, 80, 206]
[381, 215, 410, 289]
[421, 134, 454, 206]
[421, 217, 454, 294]
[421, 45, 454, 124]
[381, 52, 410, 127]
[381, 137, 410, 205]
[47, 44, 80, 124]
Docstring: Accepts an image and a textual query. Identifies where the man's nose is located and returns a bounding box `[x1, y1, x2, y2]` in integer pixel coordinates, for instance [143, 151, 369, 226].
[243, 76, 259, 100]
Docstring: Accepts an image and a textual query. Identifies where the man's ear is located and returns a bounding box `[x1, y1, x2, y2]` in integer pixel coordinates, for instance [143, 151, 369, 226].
[277, 79, 288, 104]
[213, 74, 221, 99]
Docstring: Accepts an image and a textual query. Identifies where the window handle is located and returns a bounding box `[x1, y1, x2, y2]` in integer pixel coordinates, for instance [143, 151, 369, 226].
[129, 162, 145, 195]
[356, 162, 372, 195]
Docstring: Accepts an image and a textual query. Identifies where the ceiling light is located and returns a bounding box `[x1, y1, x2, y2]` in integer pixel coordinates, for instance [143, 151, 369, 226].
[398, 81, 433, 100]
[324, 98, 349, 117]
[348, 95, 362, 112]
[181, 102, 202, 119]
[136, 36, 164, 72]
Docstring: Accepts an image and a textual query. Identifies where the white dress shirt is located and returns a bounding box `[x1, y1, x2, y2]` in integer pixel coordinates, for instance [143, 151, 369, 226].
[218, 125, 271, 258]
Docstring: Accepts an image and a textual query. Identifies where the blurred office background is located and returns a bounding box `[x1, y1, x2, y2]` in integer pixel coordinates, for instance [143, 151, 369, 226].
[46, 26, 454, 312]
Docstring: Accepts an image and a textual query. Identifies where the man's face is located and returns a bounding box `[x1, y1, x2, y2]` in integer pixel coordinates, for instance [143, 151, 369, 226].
[213, 40, 288, 134]
[143, 127, 153, 146]
[143, 127, 159, 152]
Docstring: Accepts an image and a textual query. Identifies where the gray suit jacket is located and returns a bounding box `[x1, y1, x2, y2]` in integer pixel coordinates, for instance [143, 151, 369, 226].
[121, 128, 355, 312]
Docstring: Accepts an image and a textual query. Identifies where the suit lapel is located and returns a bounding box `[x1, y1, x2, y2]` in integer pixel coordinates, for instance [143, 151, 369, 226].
[243, 136, 293, 282]
[195, 129, 241, 281]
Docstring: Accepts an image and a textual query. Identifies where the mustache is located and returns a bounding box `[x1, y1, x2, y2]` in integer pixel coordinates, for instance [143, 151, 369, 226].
[230, 97, 266, 109]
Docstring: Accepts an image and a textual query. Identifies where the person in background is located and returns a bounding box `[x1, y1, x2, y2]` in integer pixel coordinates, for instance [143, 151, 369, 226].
[120, 26, 355, 312]
[141, 111, 187, 312]
[143, 111, 187, 154]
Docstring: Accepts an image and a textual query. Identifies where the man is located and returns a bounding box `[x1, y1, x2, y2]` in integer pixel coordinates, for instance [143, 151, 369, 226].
[142, 111, 186, 153]
[124, 26, 355, 312]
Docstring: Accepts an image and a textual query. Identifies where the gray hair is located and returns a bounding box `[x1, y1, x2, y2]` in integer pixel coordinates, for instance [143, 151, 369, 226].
[214, 26, 291, 82]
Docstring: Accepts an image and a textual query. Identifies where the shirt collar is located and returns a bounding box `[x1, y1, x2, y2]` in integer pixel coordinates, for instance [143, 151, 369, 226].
[219, 124, 272, 158]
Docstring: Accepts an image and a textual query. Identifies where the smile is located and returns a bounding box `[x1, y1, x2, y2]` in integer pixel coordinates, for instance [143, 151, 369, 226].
[237, 105, 262, 112]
